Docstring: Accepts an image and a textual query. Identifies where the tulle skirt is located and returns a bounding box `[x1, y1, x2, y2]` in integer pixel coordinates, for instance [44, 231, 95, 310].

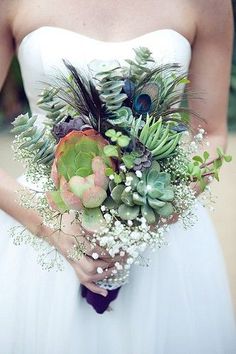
[0, 200, 235, 354]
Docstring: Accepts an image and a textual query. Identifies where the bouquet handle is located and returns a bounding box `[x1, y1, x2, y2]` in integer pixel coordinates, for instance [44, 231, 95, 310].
[81, 285, 121, 314]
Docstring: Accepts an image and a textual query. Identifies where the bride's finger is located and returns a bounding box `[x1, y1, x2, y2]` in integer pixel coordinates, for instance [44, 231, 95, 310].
[83, 282, 108, 297]
[89, 267, 117, 282]
[72, 263, 108, 296]
[79, 256, 111, 274]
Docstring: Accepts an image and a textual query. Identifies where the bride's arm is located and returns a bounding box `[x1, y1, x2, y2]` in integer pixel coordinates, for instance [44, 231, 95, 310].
[0, 3, 34, 227]
[189, 0, 233, 162]
[0, 6, 111, 296]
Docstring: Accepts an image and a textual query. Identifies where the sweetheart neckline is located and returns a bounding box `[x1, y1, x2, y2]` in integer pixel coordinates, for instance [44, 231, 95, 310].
[17, 25, 192, 53]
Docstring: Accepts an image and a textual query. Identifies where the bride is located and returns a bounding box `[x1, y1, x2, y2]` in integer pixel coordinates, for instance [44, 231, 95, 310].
[0, 0, 236, 353]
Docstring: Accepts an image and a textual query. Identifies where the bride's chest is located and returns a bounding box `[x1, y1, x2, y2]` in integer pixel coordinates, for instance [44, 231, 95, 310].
[13, 0, 195, 46]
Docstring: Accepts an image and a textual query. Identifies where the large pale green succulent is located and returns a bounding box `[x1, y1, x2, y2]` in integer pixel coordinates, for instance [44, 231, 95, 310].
[106, 161, 175, 224]
[47, 129, 115, 232]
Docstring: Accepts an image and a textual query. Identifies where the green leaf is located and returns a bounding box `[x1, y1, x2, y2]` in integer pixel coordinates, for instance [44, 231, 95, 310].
[156, 202, 174, 217]
[121, 190, 135, 206]
[224, 155, 232, 162]
[118, 204, 140, 221]
[117, 135, 131, 147]
[213, 159, 222, 170]
[48, 190, 68, 213]
[74, 152, 92, 170]
[114, 173, 122, 184]
[105, 167, 114, 176]
[187, 163, 194, 174]
[141, 205, 156, 224]
[81, 208, 106, 233]
[147, 197, 165, 209]
[103, 145, 119, 157]
[179, 77, 190, 84]
[192, 155, 203, 164]
[104, 196, 119, 210]
[105, 129, 116, 138]
[122, 154, 135, 169]
[133, 192, 146, 206]
[159, 188, 174, 202]
[192, 165, 201, 178]
[111, 184, 125, 203]
[217, 147, 224, 157]
[76, 167, 92, 177]
[214, 171, 220, 181]
[203, 151, 210, 161]
[199, 178, 207, 191]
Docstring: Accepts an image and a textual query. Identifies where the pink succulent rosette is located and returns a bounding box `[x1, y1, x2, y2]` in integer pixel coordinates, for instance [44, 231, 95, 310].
[47, 129, 115, 232]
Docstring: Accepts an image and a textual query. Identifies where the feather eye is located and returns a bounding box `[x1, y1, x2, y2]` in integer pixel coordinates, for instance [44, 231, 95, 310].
[133, 82, 159, 114]
[133, 94, 152, 114]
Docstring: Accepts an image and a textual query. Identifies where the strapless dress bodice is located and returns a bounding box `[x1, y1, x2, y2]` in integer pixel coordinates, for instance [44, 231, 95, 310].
[17, 26, 191, 115]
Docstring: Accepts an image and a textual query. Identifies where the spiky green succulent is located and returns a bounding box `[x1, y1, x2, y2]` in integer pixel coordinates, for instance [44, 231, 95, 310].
[37, 87, 69, 127]
[12, 113, 55, 165]
[134, 115, 182, 160]
[106, 161, 175, 224]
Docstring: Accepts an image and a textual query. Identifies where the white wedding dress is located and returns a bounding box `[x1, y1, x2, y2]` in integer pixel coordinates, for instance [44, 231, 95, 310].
[0, 26, 236, 354]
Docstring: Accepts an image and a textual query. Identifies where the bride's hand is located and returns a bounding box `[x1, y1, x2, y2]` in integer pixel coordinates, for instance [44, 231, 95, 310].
[42, 213, 118, 297]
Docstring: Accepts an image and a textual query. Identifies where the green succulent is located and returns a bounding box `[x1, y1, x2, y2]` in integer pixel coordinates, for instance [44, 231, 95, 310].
[106, 161, 175, 224]
[91, 60, 127, 112]
[125, 47, 155, 82]
[108, 107, 132, 126]
[105, 129, 131, 147]
[134, 115, 182, 160]
[11, 113, 55, 165]
[37, 87, 69, 127]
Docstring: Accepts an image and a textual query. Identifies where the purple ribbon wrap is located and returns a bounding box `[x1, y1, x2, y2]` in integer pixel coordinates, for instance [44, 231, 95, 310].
[81, 285, 121, 314]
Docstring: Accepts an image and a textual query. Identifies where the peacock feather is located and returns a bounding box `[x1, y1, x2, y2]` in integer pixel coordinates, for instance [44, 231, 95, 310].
[50, 60, 109, 133]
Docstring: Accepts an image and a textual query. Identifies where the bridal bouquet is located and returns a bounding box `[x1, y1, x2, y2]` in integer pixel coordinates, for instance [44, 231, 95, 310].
[11, 47, 231, 313]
